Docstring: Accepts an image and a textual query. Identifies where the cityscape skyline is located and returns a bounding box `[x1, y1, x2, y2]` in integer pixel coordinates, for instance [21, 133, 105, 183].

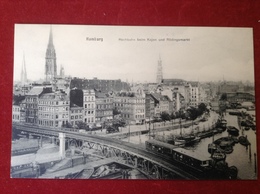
[14, 25, 255, 83]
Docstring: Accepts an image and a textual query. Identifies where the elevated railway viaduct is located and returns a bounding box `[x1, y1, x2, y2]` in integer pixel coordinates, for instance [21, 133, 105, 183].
[13, 123, 199, 180]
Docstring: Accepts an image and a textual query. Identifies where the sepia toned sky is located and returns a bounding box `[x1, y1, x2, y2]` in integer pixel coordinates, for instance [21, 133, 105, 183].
[13, 24, 255, 83]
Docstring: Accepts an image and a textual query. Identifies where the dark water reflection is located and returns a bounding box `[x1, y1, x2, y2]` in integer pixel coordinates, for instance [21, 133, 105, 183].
[186, 113, 257, 180]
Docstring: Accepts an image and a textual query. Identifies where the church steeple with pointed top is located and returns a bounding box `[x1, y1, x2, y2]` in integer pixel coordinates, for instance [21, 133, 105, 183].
[21, 53, 27, 84]
[45, 26, 57, 82]
[156, 55, 163, 84]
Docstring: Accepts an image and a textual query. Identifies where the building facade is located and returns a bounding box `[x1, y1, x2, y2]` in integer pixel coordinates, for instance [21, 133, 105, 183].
[38, 91, 70, 128]
[69, 104, 83, 127]
[70, 77, 130, 93]
[145, 93, 155, 119]
[24, 87, 51, 124]
[189, 82, 200, 107]
[83, 89, 96, 125]
[95, 92, 113, 123]
[114, 93, 145, 123]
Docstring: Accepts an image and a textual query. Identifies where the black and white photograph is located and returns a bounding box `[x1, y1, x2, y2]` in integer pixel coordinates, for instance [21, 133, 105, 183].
[11, 24, 257, 180]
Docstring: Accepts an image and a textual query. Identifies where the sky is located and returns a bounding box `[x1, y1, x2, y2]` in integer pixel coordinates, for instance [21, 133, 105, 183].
[13, 24, 255, 83]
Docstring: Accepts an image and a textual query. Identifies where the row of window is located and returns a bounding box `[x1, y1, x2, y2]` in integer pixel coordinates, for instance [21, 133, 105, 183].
[38, 100, 69, 105]
[96, 104, 113, 109]
[71, 109, 83, 114]
[96, 110, 113, 116]
[26, 97, 37, 102]
[84, 96, 95, 102]
[84, 117, 94, 123]
[84, 103, 95, 109]
[13, 107, 20, 112]
[38, 106, 69, 112]
[71, 115, 83, 120]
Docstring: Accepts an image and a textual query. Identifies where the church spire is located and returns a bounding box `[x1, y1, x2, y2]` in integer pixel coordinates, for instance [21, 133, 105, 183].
[21, 52, 27, 84]
[156, 55, 163, 84]
[45, 26, 57, 82]
[48, 25, 54, 46]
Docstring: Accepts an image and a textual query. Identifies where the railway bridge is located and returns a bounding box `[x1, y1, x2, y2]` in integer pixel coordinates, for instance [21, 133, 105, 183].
[12, 123, 199, 180]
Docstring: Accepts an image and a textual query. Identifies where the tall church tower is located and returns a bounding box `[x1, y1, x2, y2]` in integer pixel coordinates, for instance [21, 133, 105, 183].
[21, 53, 27, 84]
[156, 55, 163, 84]
[45, 26, 57, 82]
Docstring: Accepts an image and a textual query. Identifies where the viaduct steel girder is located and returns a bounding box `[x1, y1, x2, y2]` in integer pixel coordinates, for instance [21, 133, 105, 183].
[81, 140, 177, 179]
[13, 123, 198, 180]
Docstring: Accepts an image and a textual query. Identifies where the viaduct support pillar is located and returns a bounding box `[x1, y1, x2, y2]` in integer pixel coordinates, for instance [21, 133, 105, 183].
[59, 133, 66, 159]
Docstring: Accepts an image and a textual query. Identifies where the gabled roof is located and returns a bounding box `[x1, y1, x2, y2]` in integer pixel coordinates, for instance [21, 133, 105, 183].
[150, 93, 171, 102]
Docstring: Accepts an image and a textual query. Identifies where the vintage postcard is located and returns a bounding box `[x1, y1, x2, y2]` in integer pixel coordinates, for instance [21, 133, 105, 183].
[11, 24, 256, 180]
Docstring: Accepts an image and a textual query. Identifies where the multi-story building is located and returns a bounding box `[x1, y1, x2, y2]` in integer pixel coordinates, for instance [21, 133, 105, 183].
[95, 91, 113, 123]
[114, 93, 145, 123]
[69, 104, 83, 126]
[189, 81, 200, 107]
[70, 77, 130, 93]
[150, 93, 171, 116]
[38, 91, 70, 128]
[24, 86, 52, 124]
[83, 89, 96, 125]
[162, 79, 190, 108]
[12, 95, 26, 122]
[12, 105, 20, 122]
[145, 93, 155, 119]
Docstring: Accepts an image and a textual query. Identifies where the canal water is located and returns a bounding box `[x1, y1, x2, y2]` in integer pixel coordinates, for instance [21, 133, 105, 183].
[186, 122, 257, 180]
[124, 110, 257, 180]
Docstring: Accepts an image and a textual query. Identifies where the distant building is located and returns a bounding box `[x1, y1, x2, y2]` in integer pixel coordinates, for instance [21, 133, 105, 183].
[150, 93, 171, 116]
[69, 104, 83, 127]
[114, 93, 145, 123]
[95, 91, 113, 123]
[226, 92, 255, 103]
[162, 79, 190, 108]
[24, 86, 52, 124]
[70, 77, 130, 93]
[145, 94, 155, 119]
[83, 89, 96, 125]
[218, 81, 240, 94]
[38, 91, 70, 127]
[189, 81, 200, 107]
[12, 95, 25, 122]
[60, 65, 65, 78]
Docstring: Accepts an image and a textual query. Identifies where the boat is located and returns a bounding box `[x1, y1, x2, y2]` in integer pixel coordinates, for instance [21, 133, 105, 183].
[218, 145, 234, 154]
[184, 136, 200, 146]
[227, 126, 239, 136]
[238, 136, 251, 146]
[211, 149, 226, 161]
[214, 137, 236, 146]
[208, 143, 217, 154]
[244, 127, 250, 131]
[216, 128, 224, 133]
[241, 120, 255, 128]
[197, 131, 214, 139]
[216, 118, 227, 130]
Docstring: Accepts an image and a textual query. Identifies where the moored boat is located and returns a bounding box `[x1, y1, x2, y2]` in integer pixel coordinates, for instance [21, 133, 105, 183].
[211, 149, 226, 161]
[238, 136, 251, 146]
[208, 143, 217, 154]
[227, 126, 239, 136]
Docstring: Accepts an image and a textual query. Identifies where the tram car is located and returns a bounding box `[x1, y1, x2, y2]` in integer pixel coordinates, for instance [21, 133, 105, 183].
[145, 139, 213, 173]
